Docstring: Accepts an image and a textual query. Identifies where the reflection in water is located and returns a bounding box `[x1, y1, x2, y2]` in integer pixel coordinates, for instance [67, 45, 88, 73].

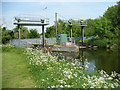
[52, 49, 120, 74]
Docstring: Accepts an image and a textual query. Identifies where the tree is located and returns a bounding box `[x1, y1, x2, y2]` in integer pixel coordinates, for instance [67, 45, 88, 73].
[45, 26, 56, 38]
[103, 5, 118, 27]
[20, 27, 29, 39]
[84, 19, 96, 36]
[28, 29, 40, 38]
[93, 17, 111, 39]
[45, 19, 69, 38]
[103, 2, 120, 39]
[2, 27, 14, 44]
[13, 26, 29, 39]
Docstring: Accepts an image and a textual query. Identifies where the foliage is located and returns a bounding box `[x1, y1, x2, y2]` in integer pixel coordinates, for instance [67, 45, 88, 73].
[13, 26, 29, 39]
[2, 27, 14, 44]
[88, 1, 120, 48]
[93, 17, 112, 39]
[89, 38, 110, 48]
[89, 37, 119, 48]
[84, 19, 96, 36]
[28, 29, 40, 38]
[45, 19, 70, 38]
[1, 26, 41, 44]
[25, 48, 120, 88]
[45, 26, 56, 38]
[103, 4, 118, 27]
[103, 1, 120, 39]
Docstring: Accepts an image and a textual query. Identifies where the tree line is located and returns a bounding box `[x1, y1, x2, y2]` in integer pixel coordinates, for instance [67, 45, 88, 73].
[0, 26, 40, 44]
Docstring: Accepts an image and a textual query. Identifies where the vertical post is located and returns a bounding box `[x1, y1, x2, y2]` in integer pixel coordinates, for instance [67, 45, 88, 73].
[41, 19, 45, 48]
[70, 26, 72, 43]
[81, 50, 84, 69]
[18, 24, 20, 48]
[18, 25, 20, 39]
[55, 12, 57, 36]
[81, 26, 84, 46]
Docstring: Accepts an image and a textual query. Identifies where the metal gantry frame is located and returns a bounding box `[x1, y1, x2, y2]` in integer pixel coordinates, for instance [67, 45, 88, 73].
[68, 20, 87, 46]
[14, 16, 49, 48]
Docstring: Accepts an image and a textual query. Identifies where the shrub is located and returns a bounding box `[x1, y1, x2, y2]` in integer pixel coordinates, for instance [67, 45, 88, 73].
[89, 38, 110, 48]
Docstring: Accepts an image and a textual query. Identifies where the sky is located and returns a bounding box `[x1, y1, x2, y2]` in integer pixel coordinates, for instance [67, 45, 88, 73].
[1, 0, 118, 33]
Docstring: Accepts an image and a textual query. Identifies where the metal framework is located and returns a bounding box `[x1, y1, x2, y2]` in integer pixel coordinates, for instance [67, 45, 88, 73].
[67, 20, 87, 45]
[13, 16, 49, 48]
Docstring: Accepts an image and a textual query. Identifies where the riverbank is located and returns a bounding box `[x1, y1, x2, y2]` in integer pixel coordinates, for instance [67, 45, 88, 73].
[26, 48, 120, 88]
[88, 38, 120, 50]
[1, 46, 120, 88]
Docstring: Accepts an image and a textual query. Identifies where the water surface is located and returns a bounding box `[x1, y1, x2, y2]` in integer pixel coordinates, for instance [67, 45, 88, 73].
[52, 49, 120, 74]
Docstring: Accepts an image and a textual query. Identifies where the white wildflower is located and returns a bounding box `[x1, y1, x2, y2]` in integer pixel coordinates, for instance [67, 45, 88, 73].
[51, 85, 55, 88]
[107, 77, 113, 80]
[60, 85, 63, 88]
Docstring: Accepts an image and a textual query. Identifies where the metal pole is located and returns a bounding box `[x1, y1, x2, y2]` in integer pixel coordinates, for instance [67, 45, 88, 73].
[81, 26, 84, 46]
[18, 24, 20, 48]
[41, 19, 45, 48]
[70, 26, 72, 43]
[55, 12, 57, 36]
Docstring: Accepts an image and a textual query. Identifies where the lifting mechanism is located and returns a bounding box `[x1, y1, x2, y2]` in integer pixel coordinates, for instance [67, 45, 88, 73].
[67, 19, 87, 46]
[14, 15, 49, 48]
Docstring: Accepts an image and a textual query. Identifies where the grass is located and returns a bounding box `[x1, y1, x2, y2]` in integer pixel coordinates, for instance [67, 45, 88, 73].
[2, 45, 35, 88]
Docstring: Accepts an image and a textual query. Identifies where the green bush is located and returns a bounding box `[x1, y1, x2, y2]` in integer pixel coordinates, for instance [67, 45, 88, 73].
[89, 37, 119, 49]
[89, 38, 110, 48]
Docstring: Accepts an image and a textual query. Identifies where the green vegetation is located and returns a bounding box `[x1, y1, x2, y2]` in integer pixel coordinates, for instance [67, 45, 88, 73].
[2, 46, 35, 88]
[1, 26, 40, 44]
[25, 48, 120, 88]
[28, 29, 40, 38]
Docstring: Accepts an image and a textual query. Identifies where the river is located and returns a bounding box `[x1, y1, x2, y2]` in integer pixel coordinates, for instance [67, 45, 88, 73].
[52, 49, 120, 74]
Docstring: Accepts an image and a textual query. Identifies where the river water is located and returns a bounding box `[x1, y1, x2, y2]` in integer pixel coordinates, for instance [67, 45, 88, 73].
[52, 49, 120, 74]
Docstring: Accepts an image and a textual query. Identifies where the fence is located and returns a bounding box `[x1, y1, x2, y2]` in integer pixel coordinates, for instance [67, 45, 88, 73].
[10, 38, 56, 48]
[10, 36, 95, 48]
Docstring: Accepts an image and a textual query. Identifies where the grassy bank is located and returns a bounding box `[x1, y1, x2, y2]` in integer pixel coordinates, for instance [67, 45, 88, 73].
[2, 46, 35, 88]
[26, 48, 120, 88]
[2, 46, 120, 88]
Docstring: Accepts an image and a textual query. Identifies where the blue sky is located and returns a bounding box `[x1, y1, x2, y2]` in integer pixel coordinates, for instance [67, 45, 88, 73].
[1, 1, 117, 33]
